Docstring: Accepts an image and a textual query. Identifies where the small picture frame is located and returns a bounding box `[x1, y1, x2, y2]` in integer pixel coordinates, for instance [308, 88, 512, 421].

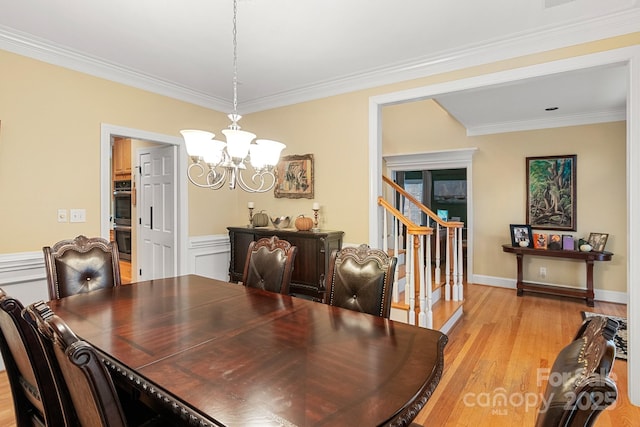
[587, 232, 609, 252]
[533, 232, 548, 249]
[510, 224, 533, 247]
[548, 234, 562, 250]
[562, 235, 575, 251]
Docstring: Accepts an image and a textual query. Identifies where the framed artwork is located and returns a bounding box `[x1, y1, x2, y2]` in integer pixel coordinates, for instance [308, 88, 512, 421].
[510, 224, 533, 247]
[274, 154, 314, 199]
[587, 232, 609, 252]
[526, 154, 577, 231]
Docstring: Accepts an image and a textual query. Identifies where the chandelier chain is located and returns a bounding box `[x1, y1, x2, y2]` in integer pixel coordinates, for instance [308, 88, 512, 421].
[232, 0, 238, 119]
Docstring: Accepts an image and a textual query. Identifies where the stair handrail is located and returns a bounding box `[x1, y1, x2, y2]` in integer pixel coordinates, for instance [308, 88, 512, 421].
[382, 175, 464, 229]
[377, 196, 433, 327]
[382, 174, 465, 303]
[377, 198, 432, 236]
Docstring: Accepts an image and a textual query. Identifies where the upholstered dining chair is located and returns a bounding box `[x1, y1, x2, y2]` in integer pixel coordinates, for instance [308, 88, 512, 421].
[241, 236, 298, 295]
[325, 244, 397, 318]
[24, 301, 165, 427]
[43, 234, 122, 300]
[0, 288, 74, 426]
[535, 315, 619, 427]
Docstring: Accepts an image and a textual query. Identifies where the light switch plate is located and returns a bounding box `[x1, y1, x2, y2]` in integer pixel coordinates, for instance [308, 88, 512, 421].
[70, 209, 86, 223]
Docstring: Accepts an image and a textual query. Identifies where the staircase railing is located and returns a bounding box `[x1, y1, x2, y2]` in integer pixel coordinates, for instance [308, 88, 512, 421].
[379, 176, 465, 327]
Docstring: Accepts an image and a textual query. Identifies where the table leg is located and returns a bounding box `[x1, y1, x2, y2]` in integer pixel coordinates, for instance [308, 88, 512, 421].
[516, 253, 524, 296]
[585, 259, 595, 307]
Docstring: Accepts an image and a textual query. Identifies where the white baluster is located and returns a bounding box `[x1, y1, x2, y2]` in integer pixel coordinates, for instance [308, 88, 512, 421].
[435, 222, 442, 287]
[423, 234, 433, 329]
[452, 227, 459, 301]
[392, 216, 399, 304]
[457, 227, 464, 301]
[406, 233, 415, 325]
[445, 227, 452, 301]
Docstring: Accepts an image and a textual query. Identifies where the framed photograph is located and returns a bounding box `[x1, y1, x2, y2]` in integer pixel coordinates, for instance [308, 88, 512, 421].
[526, 154, 577, 231]
[274, 154, 314, 199]
[533, 232, 548, 249]
[510, 224, 533, 247]
[548, 234, 562, 250]
[587, 232, 609, 252]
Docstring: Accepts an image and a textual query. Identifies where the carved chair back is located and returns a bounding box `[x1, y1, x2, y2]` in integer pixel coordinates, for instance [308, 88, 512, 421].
[25, 301, 128, 427]
[0, 288, 74, 426]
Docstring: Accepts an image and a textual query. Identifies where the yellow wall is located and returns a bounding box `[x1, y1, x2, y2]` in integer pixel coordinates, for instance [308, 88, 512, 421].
[0, 49, 235, 252]
[1, 32, 637, 293]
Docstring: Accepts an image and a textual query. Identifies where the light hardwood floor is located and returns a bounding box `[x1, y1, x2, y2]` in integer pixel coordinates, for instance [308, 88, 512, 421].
[1, 284, 638, 426]
[414, 284, 638, 426]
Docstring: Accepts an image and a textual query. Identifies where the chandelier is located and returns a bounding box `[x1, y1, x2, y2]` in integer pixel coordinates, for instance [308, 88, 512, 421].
[181, 0, 285, 193]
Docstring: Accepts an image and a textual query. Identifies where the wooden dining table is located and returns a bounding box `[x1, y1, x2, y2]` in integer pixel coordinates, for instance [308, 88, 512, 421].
[47, 275, 447, 426]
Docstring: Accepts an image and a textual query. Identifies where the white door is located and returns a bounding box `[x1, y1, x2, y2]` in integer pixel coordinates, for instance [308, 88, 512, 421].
[138, 145, 177, 280]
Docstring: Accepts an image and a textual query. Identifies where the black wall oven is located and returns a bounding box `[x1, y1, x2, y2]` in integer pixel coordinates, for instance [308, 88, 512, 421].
[113, 180, 132, 260]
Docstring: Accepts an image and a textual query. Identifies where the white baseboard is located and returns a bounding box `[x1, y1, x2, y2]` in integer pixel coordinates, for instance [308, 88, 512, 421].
[471, 274, 628, 304]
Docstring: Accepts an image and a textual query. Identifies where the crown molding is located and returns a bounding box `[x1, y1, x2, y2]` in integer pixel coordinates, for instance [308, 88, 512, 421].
[0, 25, 232, 112]
[241, 8, 640, 112]
[1, 8, 639, 113]
[466, 108, 627, 136]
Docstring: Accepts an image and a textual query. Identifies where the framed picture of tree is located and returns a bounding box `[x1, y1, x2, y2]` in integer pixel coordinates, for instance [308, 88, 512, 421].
[526, 154, 577, 231]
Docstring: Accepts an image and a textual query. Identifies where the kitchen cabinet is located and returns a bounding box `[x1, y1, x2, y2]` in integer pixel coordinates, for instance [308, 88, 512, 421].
[228, 227, 344, 301]
[112, 137, 132, 180]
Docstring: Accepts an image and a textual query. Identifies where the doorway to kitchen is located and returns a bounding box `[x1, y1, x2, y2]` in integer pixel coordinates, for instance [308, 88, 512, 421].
[100, 124, 188, 282]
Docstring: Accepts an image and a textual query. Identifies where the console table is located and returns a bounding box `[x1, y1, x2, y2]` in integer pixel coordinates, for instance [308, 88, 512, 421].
[502, 244, 613, 306]
[228, 227, 344, 300]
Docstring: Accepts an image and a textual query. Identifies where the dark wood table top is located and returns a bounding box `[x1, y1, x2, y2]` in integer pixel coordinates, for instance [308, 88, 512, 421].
[48, 275, 447, 426]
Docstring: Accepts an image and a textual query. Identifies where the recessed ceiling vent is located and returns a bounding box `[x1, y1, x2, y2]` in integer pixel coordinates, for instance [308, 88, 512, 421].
[545, 0, 576, 8]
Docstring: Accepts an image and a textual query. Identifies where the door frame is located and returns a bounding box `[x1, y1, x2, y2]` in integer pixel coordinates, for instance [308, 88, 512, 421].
[368, 45, 640, 404]
[100, 123, 188, 276]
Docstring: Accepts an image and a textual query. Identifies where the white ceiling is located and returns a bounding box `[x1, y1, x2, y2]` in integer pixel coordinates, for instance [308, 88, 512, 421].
[0, 0, 637, 134]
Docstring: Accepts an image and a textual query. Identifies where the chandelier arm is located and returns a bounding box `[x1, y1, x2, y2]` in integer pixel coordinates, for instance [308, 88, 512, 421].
[187, 162, 227, 190]
[236, 167, 277, 193]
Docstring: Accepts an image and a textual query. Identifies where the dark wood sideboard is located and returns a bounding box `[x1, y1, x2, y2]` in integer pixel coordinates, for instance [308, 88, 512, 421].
[228, 227, 344, 300]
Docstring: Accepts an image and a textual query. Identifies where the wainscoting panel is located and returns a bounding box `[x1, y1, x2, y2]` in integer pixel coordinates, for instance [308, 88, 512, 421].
[187, 234, 231, 281]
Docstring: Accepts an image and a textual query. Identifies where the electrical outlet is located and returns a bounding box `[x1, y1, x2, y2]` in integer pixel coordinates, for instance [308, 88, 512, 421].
[57, 209, 68, 223]
[70, 209, 86, 223]
[539, 267, 547, 278]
